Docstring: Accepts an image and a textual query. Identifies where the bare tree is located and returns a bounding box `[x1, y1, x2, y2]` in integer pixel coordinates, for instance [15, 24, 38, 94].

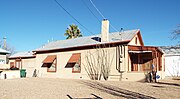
[84, 45, 114, 80]
[172, 25, 180, 42]
[0, 40, 15, 55]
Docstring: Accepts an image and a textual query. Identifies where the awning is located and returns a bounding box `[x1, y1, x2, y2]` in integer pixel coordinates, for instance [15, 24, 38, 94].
[68, 53, 81, 63]
[129, 50, 152, 53]
[42, 55, 56, 63]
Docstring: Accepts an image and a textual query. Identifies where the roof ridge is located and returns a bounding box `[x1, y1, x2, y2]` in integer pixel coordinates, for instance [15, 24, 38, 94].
[34, 29, 139, 52]
[48, 29, 139, 43]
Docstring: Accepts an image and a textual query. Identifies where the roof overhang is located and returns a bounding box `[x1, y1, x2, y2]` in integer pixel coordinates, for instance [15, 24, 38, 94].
[0, 48, 10, 54]
[128, 45, 164, 54]
[9, 56, 36, 59]
[0, 51, 10, 54]
[165, 54, 180, 56]
[33, 40, 130, 54]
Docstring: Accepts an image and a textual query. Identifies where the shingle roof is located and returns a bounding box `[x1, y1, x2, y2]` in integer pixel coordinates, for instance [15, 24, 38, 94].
[34, 29, 139, 52]
[159, 45, 180, 55]
[0, 48, 10, 54]
[9, 51, 35, 58]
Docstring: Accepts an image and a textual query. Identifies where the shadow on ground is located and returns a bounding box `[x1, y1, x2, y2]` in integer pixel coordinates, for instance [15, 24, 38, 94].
[157, 82, 180, 87]
[79, 80, 156, 99]
[67, 93, 102, 99]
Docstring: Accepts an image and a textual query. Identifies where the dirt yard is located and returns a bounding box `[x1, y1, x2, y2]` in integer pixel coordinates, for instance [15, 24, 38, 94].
[0, 78, 179, 99]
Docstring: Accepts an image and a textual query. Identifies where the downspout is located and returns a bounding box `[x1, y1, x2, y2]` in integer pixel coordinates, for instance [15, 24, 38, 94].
[20, 57, 22, 70]
[116, 45, 126, 81]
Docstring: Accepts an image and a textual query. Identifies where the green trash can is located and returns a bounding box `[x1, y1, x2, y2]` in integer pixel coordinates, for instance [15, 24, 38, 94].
[20, 69, 26, 78]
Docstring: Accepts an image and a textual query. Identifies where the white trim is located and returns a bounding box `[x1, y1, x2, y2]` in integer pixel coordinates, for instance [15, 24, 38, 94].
[128, 50, 152, 53]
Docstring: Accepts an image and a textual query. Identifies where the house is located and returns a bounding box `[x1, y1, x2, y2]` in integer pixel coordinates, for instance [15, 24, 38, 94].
[0, 48, 10, 69]
[9, 51, 36, 77]
[30, 19, 165, 81]
[160, 45, 180, 77]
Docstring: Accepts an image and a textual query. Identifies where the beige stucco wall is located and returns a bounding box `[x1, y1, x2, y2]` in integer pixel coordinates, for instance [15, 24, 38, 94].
[9, 58, 36, 77]
[121, 71, 164, 81]
[35, 47, 121, 80]
[0, 70, 20, 79]
[0, 54, 7, 64]
[21, 58, 36, 77]
[122, 72, 147, 81]
[0, 64, 9, 69]
[36, 50, 83, 79]
[35, 45, 165, 81]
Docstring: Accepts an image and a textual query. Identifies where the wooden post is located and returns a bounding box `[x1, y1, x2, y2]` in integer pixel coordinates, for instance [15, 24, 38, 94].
[156, 51, 158, 71]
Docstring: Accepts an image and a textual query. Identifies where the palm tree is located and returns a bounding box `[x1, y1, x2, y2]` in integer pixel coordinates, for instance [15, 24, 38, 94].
[64, 24, 82, 39]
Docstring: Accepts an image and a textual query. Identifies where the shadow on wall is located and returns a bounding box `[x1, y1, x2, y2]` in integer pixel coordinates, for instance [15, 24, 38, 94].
[79, 80, 156, 99]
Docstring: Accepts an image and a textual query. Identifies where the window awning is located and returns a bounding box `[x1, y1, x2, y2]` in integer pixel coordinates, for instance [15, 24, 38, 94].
[68, 53, 81, 63]
[42, 55, 56, 63]
[129, 51, 152, 53]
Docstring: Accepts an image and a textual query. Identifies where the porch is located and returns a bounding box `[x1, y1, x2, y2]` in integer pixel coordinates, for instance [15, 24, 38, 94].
[128, 45, 164, 72]
[125, 45, 165, 81]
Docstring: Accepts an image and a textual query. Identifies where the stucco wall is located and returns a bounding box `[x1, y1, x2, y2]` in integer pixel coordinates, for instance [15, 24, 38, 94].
[0, 54, 7, 64]
[165, 55, 180, 76]
[0, 70, 20, 79]
[9, 58, 36, 77]
[0, 64, 9, 69]
[22, 58, 36, 77]
[35, 45, 165, 81]
[120, 71, 165, 81]
[35, 47, 120, 80]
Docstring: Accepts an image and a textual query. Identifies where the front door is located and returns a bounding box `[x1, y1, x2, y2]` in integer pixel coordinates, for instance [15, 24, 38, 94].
[131, 54, 138, 71]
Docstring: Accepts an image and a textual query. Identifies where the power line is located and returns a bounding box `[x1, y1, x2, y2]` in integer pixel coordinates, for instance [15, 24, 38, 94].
[82, 0, 118, 39]
[53, 0, 95, 35]
[89, 0, 106, 19]
[89, 0, 120, 32]
[81, 0, 101, 23]
[53, 0, 116, 65]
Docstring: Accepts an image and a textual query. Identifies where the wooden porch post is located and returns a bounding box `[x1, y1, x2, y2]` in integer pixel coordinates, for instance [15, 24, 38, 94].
[156, 51, 158, 71]
[137, 54, 140, 71]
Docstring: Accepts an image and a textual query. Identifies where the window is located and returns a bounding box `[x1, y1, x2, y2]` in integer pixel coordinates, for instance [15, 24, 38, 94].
[47, 59, 57, 72]
[42, 55, 57, 72]
[10, 62, 15, 68]
[66, 53, 81, 73]
[72, 63, 81, 73]
[0, 59, 5, 64]
[135, 37, 137, 45]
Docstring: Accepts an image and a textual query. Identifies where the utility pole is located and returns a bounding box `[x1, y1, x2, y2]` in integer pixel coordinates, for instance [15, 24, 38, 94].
[3, 37, 7, 50]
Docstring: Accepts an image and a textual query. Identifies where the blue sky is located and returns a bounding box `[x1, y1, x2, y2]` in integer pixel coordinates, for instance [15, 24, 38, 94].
[0, 0, 179, 52]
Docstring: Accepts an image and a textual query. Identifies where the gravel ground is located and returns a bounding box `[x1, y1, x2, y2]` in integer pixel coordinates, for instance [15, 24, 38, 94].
[0, 78, 179, 99]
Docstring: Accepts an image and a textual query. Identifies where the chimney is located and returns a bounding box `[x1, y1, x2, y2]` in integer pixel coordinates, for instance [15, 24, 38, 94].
[101, 19, 109, 42]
